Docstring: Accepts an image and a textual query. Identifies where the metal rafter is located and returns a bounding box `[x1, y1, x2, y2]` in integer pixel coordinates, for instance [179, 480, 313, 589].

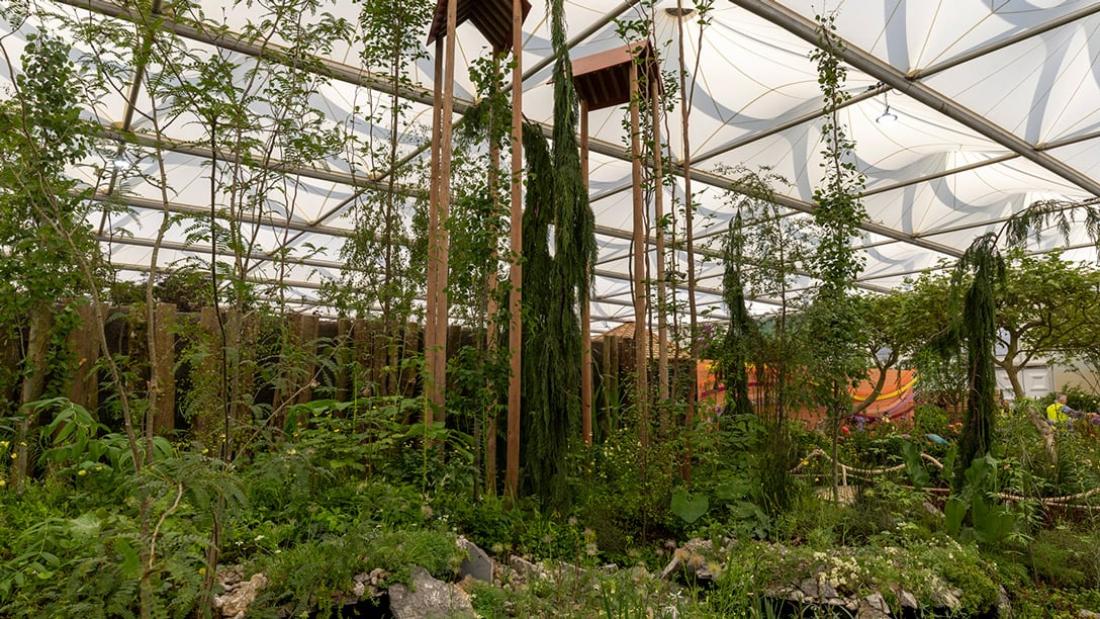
[65, 0, 966, 279]
[729, 0, 1100, 201]
[593, 3, 1100, 202]
[91, 191, 750, 309]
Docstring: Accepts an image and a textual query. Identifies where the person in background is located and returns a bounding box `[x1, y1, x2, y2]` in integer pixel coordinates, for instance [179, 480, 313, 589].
[1045, 393, 1081, 425]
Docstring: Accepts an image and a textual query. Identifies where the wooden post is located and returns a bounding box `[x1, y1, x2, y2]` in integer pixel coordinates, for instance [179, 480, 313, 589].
[68, 302, 100, 412]
[601, 336, 611, 421]
[425, 36, 444, 422]
[650, 79, 669, 407]
[485, 58, 502, 493]
[629, 60, 649, 447]
[195, 306, 219, 435]
[607, 334, 620, 437]
[152, 302, 176, 434]
[335, 318, 352, 401]
[351, 319, 367, 397]
[504, 0, 524, 500]
[428, 0, 459, 419]
[370, 320, 386, 395]
[294, 314, 320, 405]
[580, 99, 594, 446]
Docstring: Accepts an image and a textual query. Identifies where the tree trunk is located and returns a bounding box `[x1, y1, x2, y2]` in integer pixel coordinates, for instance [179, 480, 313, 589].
[13, 304, 52, 489]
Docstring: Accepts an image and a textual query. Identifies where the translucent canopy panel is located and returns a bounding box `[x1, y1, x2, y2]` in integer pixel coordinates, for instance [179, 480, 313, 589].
[2, 0, 1098, 333]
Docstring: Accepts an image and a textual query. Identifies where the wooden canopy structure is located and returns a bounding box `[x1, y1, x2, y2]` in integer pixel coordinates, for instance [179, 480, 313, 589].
[571, 40, 666, 446]
[427, 0, 533, 53]
[571, 40, 662, 110]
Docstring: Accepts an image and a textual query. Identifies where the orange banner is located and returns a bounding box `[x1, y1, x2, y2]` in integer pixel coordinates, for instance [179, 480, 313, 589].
[696, 361, 917, 425]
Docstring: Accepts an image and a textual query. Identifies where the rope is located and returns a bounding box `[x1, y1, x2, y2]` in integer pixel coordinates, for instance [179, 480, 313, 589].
[792, 448, 1098, 507]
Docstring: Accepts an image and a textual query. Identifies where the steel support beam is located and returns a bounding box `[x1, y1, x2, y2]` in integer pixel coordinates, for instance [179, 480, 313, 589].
[66, 0, 966, 277]
[729, 0, 1100, 199]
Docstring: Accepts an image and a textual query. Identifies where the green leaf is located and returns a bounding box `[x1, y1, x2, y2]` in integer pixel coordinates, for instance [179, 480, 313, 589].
[944, 496, 968, 536]
[113, 538, 141, 579]
[670, 488, 710, 524]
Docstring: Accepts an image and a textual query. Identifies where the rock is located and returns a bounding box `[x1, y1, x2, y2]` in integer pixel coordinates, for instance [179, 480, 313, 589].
[856, 603, 890, 619]
[766, 585, 805, 604]
[897, 589, 919, 609]
[351, 569, 386, 601]
[1078, 610, 1100, 618]
[387, 566, 475, 619]
[865, 592, 889, 612]
[998, 586, 1012, 616]
[922, 501, 943, 518]
[213, 572, 267, 619]
[799, 575, 837, 600]
[508, 555, 545, 581]
[457, 537, 493, 582]
[856, 592, 890, 619]
[930, 584, 961, 611]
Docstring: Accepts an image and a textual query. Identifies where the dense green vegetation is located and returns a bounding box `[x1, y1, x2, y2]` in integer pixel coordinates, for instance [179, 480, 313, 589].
[1, 2, 1099, 618]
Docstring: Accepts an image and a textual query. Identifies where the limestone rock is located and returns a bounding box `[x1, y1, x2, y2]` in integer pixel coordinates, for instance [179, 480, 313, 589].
[799, 575, 837, 600]
[457, 537, 493, 582]
[508, 555, 546, 581]
[213, 572, 267, 619]
[922, 501, 943, 518]
[998, 586, 1012, 617]
[388, 566, 474, 619]
[897, 589, 919, 609]
[857, 591, 890, 618]
[930, 584, 962, 611]
[1078, 610, 1100, 618]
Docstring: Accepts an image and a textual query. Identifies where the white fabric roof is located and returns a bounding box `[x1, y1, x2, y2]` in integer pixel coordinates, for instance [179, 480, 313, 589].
[3, 0, 1098, 333]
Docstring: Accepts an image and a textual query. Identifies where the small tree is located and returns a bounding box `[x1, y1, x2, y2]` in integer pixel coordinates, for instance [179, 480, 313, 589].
[808, 13, 868, 500]
[992, 251, 1094, 399]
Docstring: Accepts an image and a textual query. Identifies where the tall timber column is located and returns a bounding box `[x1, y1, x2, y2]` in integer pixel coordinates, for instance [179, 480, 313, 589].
[434, 0, 459, 421]
[504, 0, 525, 500]
[579, 99, 593, 445]
[425, 36, 445, 423]
[572, 41, 659, 448]
[628, 59, 649, 448]
[425, 0, 537, 423]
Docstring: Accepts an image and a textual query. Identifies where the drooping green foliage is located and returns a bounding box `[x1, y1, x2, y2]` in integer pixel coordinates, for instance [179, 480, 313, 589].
[720, 213, 754, 418]
[518, 0, 595, 504]
[550, 0, 597, 302]
[951, 235, 1004, 487]
[520, 122, 572, 502]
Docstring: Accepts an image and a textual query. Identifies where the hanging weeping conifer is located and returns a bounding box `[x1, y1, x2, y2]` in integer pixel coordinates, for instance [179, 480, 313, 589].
[721, 213, 754, 418]
[519, 0, 595, 503]
[951, 234, 1004, 488]
[519, 121, 572, 501]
